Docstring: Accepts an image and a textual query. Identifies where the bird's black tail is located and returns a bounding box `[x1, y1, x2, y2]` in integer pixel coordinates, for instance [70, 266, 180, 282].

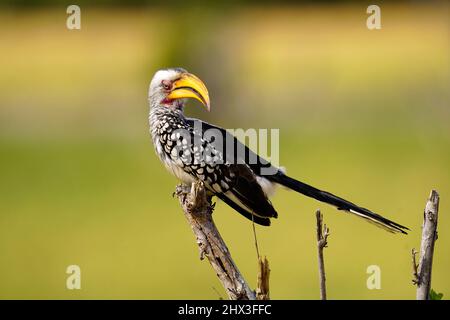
[269, 173, 409, 234]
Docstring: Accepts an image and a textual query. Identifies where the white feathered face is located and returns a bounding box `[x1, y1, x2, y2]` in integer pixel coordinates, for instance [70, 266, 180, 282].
[149, 68, 210, 111]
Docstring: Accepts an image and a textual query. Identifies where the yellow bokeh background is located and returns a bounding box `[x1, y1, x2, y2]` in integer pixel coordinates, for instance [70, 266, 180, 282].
[0, 3, 448, 299]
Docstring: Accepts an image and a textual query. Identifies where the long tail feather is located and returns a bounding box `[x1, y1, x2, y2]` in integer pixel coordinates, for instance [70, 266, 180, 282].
[270, 173, 409, 234]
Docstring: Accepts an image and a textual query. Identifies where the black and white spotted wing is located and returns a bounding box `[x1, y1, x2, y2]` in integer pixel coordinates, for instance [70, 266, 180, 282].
[156, 112, 278, 226]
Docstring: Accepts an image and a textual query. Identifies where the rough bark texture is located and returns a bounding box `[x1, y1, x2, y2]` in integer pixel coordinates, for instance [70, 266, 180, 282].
[175, 181, 256, 300]
[316, 209, 329, 300]
[415, 190, 440, 300]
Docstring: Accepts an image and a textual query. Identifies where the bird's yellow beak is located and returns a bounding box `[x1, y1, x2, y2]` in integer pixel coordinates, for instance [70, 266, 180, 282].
[167, 73, 210, 111]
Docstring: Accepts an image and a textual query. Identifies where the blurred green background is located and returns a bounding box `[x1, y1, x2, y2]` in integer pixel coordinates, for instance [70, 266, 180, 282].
[0, 1, 449, 299]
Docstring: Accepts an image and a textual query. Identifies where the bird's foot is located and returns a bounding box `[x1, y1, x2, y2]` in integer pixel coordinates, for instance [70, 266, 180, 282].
[174, 184, 190, 195]
[175, 182, 214, 218]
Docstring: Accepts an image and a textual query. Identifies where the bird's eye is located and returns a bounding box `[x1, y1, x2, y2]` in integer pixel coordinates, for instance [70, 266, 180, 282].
[161, 80, 171, 90]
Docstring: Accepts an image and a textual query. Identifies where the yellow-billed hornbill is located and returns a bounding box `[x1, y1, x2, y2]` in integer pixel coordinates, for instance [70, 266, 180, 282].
[149, 68, 408, 234]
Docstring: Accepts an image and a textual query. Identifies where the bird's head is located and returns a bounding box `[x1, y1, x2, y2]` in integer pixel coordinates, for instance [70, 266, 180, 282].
[149, 68, 210, 112]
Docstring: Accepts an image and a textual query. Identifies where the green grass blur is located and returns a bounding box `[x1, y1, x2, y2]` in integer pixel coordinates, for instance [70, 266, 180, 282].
[0, 3, 449, 299]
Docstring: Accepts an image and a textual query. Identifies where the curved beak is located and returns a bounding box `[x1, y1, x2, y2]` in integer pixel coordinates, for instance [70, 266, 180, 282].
[167, 73, 210, 111]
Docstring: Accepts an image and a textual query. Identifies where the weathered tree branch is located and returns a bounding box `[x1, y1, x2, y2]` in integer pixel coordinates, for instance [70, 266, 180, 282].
[316, 209, 329, 300]
[413, 190, 440, 300]
[175, 181, 256, 300]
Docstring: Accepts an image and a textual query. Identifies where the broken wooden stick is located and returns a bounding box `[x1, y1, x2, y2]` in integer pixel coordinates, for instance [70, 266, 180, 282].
[316, 209, 330, 300]
[256, 256, 270, 300]
[412, 190, 440, 300]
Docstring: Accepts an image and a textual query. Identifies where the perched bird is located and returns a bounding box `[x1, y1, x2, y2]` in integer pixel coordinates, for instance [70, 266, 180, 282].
[148, 68, 408, 234]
